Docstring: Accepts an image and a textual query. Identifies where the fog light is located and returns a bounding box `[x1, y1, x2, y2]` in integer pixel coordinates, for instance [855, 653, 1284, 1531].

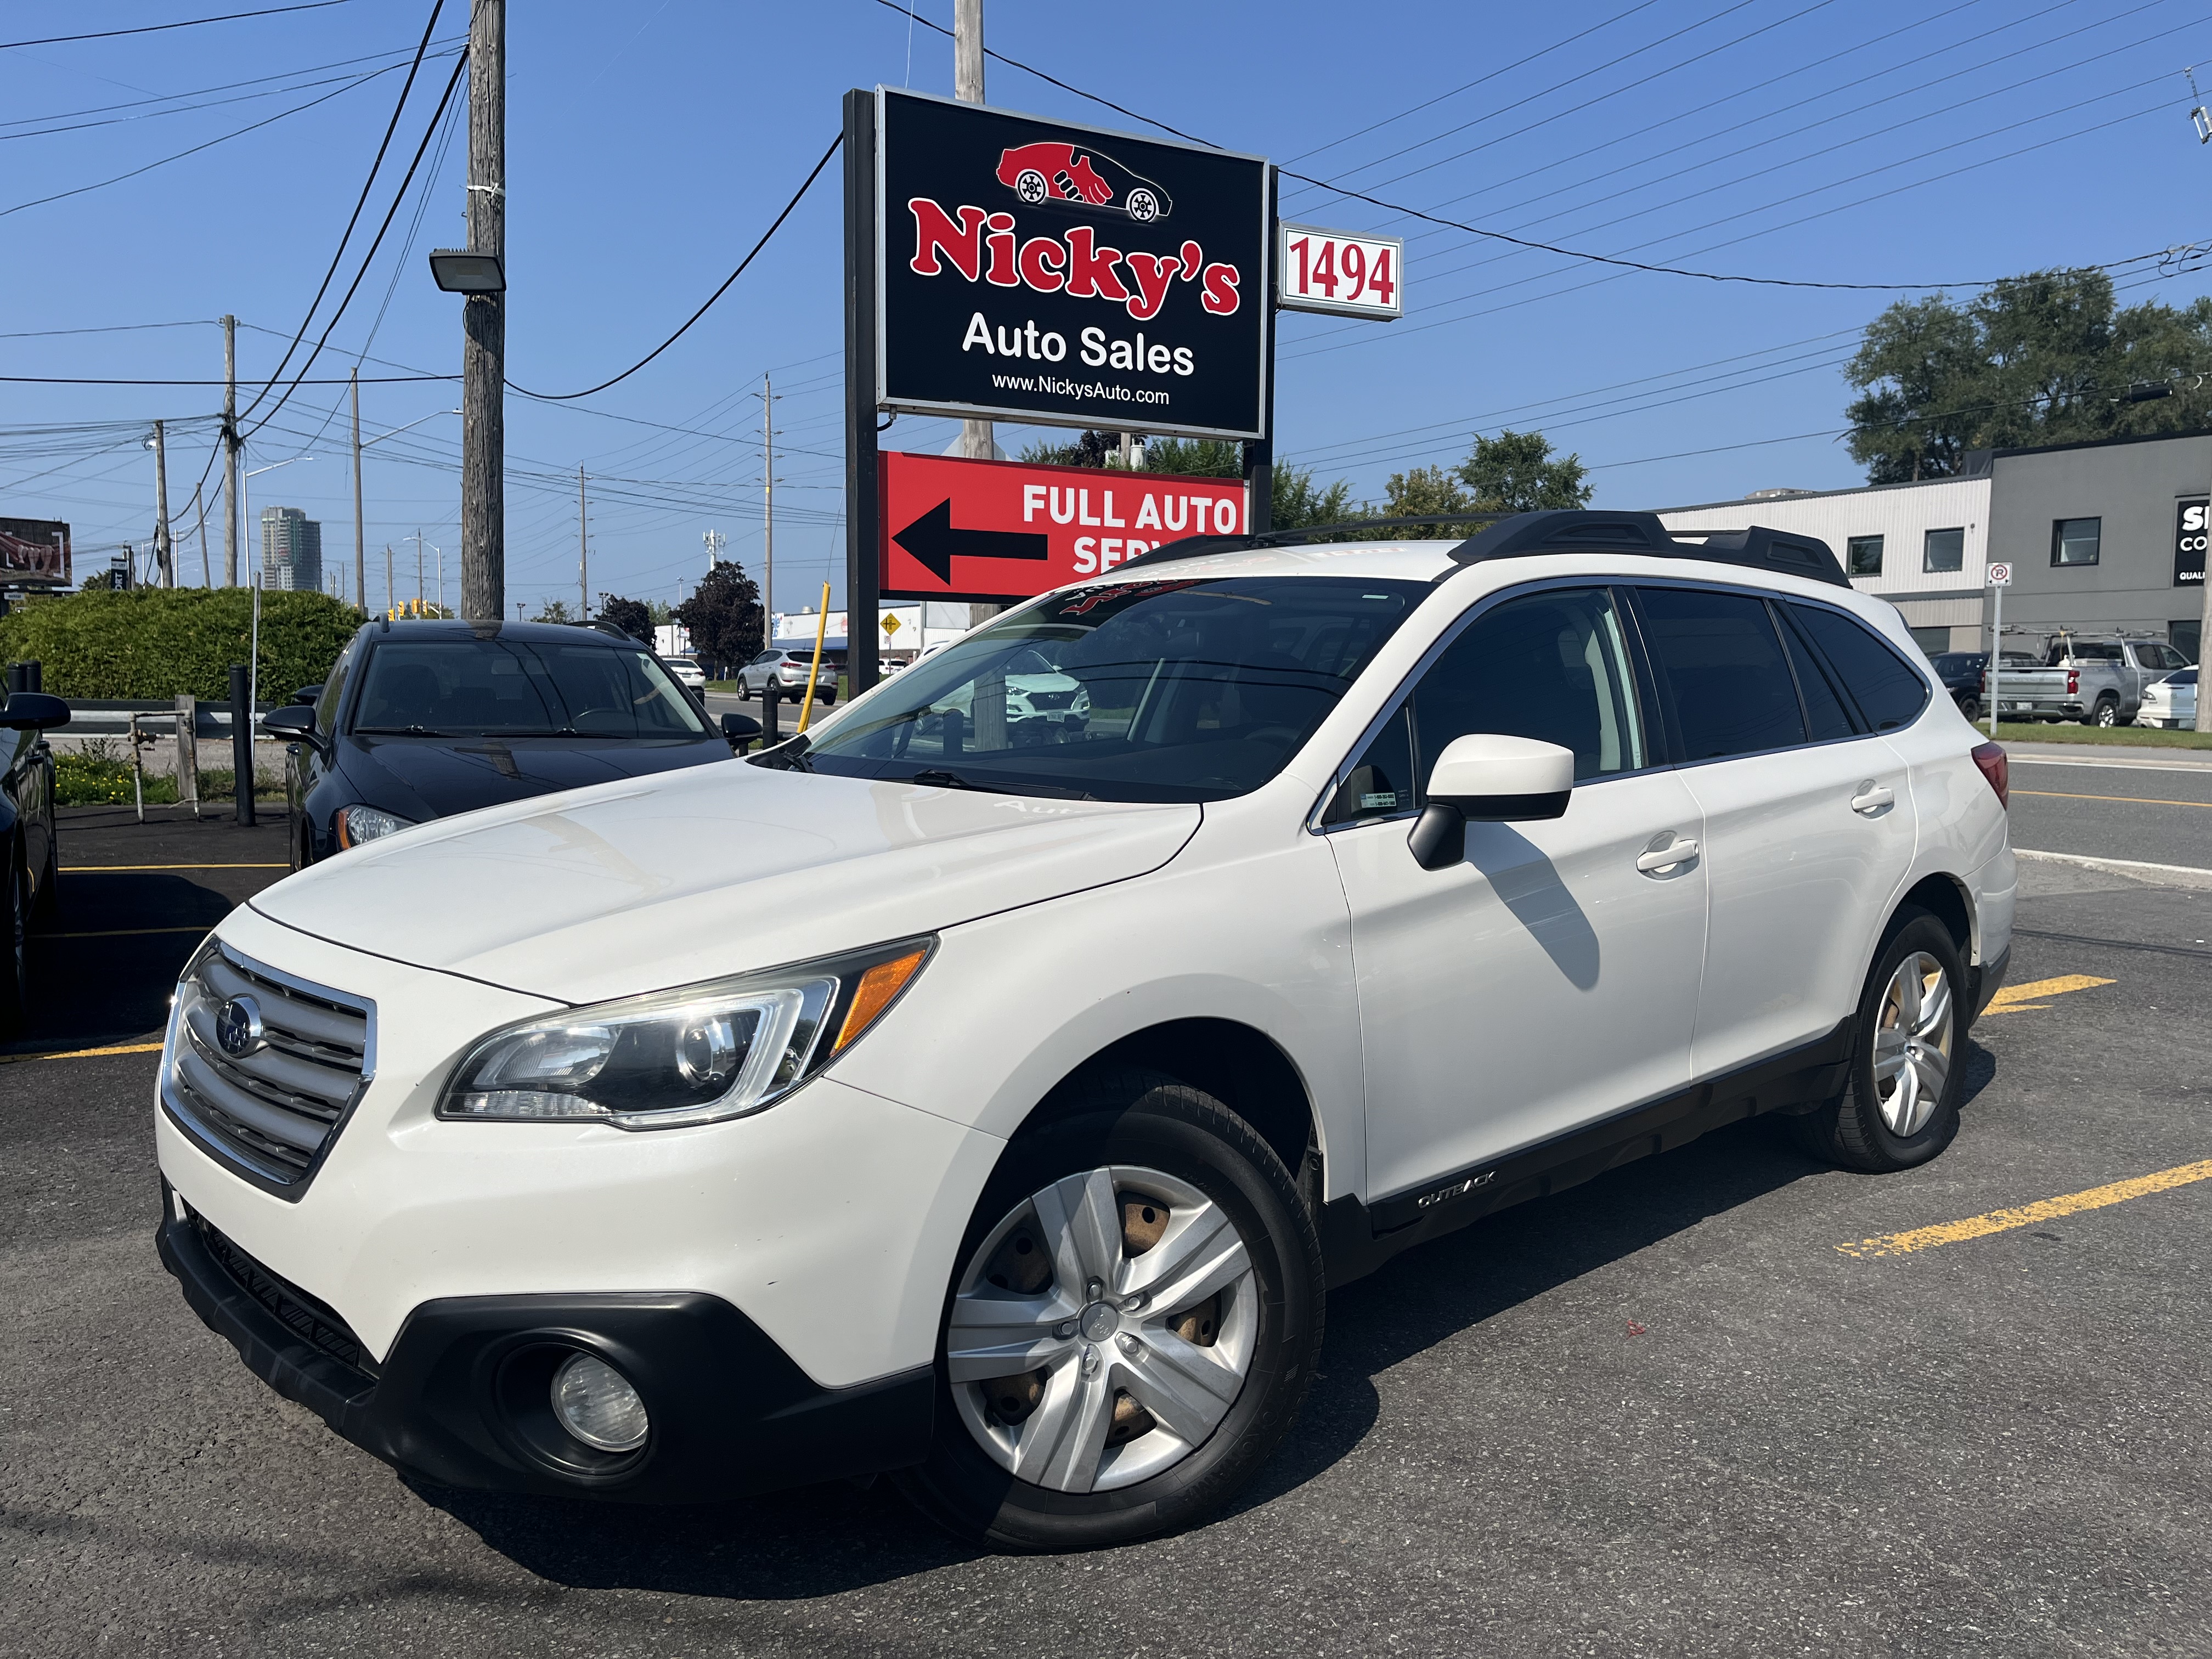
[550, 1352, 649, 1453]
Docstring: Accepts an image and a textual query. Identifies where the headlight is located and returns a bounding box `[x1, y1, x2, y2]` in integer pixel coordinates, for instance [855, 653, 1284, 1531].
[335, 804, 415, 848]
[436, 938, 932, 1130]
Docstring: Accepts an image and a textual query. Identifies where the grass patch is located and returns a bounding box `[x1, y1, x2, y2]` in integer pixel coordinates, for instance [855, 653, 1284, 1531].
[1991, 721, 2212, 750]
[53, 738, 284, 806]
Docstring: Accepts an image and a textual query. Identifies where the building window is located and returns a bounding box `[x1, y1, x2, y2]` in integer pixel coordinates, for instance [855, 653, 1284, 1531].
[2051, 517, 2101, 567]
[2176, 620, 2202, 664]
[1847, 534, 1884, 576]
[1922, 528, 1965, 573]
[1909, 627, 1950, 656]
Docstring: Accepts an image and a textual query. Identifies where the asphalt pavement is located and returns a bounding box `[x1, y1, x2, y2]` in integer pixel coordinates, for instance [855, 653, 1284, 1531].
[4, 776, 2210, 1656]
[2004, 741, 2212, 871]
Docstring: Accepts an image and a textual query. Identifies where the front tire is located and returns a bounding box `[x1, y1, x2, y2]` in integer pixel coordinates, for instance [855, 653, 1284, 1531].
[893, 1071, 1323, 1551]
[1796, 907, 1966, 1172]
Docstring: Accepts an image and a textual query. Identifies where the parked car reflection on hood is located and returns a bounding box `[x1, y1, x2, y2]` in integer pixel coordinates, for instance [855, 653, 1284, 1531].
[263, 619, 755, 868]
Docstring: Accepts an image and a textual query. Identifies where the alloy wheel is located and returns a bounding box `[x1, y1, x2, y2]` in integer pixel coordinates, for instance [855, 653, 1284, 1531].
[1871, 950, 1953, 1136]
[947, 1165, 1256, 1494]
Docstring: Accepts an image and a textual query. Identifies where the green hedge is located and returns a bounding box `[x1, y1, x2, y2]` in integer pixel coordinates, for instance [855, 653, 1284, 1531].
[0, 588, 358, 701]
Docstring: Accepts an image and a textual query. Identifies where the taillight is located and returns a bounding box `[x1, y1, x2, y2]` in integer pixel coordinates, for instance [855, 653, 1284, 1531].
[2066, 668, 2079, 695]
[1970, 741, 2008, 809]
[1979, 667, 1988, 692]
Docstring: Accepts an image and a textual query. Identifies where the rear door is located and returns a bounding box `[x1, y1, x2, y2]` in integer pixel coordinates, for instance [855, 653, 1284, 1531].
[1630, 583, 1919, 1082]
[1325, 584, 1708, 1205]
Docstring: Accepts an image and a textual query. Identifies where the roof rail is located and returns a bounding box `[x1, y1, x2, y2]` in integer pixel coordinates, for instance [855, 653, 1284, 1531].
[1116, 509, 1849, 588]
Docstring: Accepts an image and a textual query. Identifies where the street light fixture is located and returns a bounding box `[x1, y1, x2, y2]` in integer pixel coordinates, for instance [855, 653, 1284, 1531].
[428, 249, 505, 294]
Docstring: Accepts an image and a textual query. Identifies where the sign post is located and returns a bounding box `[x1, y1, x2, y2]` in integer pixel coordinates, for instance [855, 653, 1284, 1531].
[843, 89, 883, 695]
[1986, 560, 2012, 738]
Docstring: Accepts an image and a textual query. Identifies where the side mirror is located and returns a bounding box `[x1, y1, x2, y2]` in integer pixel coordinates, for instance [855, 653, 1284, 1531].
[720, 711, 763, 751]
[0, 691, 70, 732]
[291, 685, 323, 707]
[1408, 734, 1575, 871]
[262, 703, 318, 738]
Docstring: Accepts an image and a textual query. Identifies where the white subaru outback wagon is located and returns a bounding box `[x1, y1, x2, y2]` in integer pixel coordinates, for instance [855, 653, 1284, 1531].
[156, 509, 2016, 1551]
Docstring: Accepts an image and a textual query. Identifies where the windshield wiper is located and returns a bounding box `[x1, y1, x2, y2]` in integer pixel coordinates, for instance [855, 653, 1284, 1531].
[908, 768, 1092, 800]
[354, 724, 449, 737]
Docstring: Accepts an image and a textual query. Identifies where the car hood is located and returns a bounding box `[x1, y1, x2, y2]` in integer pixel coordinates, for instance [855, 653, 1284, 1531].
[252, 760, 1201, 1005]
[340, 733, 725, 820]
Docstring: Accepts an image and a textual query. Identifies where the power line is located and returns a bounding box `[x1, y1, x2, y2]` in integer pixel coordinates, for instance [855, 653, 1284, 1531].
[505, 132, 844, 400]
[0, 2, 352, 52]
[240, 1, 448, 422]
[0, 64, 404, 221]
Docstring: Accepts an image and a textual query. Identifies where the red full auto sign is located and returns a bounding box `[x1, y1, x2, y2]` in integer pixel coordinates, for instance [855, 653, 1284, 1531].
[879, 450, 1248, 602]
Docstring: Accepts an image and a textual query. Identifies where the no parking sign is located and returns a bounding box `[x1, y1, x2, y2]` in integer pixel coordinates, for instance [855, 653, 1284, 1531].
[1988, 562, 2012, 586]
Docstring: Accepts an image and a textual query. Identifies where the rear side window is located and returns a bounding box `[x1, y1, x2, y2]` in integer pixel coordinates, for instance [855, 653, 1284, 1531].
[1786, 603, 1931, 732]
[1776, 610, 1858, 743]
[1635, 586, 1805, 760]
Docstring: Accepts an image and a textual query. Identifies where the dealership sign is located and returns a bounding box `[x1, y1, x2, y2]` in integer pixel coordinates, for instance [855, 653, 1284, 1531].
[0, 517, 70, 586]
[876, 88, 1269, 440]
[2177, 498, 2207, 586]
[1277, 222, 1402, 320]
[879, 450, 1248, 602]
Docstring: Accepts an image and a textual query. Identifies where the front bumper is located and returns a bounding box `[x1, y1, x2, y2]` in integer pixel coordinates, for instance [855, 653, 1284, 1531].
[159, 1190, 934, 1501]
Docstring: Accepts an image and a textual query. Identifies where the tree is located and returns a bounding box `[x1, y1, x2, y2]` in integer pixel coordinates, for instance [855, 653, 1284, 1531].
[674, 558, 761, 677]
[1845, 268, 2212, 481]
[1271, 458, 1353, 530]
[531, 597, 575, 624]
[597, 594, 653, 642]
[1458, 428, 1592, 512]
[1020, 429, 1118, 468]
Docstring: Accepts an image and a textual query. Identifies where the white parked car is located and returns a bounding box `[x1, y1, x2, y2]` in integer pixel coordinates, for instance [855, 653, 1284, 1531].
[662, 655, 706, 695]
[736, 648, 838, 706]
[155, 511, 2015, 1550]
[2136, 667, 2198, 729]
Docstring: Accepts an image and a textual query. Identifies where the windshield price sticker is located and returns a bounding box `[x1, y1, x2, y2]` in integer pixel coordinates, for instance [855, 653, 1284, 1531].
[876, 88, 1269, 441]
[879, 450, 1248, 602]
[1277, 223, 1402, 320]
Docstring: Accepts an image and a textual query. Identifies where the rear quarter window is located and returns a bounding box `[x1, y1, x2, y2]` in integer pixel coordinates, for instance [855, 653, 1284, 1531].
[1787, 603, 1931, 732]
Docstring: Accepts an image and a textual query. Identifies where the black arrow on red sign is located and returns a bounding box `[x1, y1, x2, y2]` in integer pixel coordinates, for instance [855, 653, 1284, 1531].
[892, 499, 1049, 586]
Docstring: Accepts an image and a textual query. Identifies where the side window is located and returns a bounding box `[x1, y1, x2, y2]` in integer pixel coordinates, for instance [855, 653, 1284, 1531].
[1636, 586, 1805, 760]
[315, 644, 354, 735]
[1774, 606, 1858, 742]
[1319, 588, 1646, 825]
[1786, 602, 1931, 732]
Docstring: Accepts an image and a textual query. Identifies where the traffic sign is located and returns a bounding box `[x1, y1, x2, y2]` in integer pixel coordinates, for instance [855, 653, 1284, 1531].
[879, 450, 1248, 602]
[1988, 562, 2012, 587]
[881, 612, 901, 635]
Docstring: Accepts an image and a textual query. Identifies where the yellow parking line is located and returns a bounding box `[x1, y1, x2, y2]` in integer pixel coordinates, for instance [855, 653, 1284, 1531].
[1983, 973, 2115, 1014]
[60, 864, 286, 872]
[0, 1040, 165, 1065]
[1838, 1160, 2212, 1258]
[2011, 789, 2212, 809]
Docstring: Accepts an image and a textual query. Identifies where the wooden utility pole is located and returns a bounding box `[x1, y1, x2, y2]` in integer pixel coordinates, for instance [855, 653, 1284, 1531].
[577, 465, 588, 620]
[151, 419, 173, 586]
[193, 484, 210, 586]
[351, 369, 367, 613]
[385, 544, 394, 618]
[221, 314, 239, 586]
[954, 0, 991, 467]
[460, 0, 505, 620]
[763, 374, 775, 640]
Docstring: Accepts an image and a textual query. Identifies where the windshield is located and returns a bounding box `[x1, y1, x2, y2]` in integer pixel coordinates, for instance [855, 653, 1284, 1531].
[786, 575, 1429, 802]
[351, 636, 709, 738]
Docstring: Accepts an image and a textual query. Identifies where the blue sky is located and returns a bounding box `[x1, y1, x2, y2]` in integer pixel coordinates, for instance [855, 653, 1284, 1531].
[7, 0, 2211, 617]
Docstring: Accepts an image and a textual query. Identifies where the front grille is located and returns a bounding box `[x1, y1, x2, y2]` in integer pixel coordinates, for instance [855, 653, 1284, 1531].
[165, 941, 373, 1196]
[193, 1211, 376, 1379]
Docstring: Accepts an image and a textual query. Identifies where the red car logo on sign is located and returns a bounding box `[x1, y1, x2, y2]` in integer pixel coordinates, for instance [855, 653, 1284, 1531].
[996, 142, 1172, 223]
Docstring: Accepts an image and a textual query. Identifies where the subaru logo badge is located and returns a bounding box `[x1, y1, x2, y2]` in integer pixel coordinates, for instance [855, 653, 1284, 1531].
[215, 994, 264, 1059]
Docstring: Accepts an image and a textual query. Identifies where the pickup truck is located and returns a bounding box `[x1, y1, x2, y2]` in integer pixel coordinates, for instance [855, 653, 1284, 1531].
[1983, 635, 2196, 725]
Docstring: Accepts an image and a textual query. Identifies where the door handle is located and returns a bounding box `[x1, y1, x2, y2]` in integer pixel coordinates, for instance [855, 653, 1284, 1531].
[1850, 782, 1895, 816]
[1635, 836, 1700, 873]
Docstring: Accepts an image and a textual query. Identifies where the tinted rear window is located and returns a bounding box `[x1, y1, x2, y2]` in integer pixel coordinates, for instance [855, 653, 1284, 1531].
[1787, 604, 1930, 732]
[1637, 586, 1806, 760]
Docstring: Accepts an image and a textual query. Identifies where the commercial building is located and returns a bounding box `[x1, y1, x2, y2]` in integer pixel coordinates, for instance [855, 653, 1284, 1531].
[1658, 428, 2209, 661]
[258, 506, 322, 592]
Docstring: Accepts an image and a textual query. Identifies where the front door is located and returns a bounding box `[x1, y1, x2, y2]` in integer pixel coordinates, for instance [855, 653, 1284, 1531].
[1629, 584, 1920, 1080]
[1324, 585, 1708, 1208]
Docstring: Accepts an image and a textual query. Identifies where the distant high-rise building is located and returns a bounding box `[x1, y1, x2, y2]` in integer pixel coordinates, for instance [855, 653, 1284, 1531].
[259, 506, 322, 591]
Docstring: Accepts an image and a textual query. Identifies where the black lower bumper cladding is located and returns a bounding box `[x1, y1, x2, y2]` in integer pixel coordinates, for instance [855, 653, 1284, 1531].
[157, 1192, 934, 1502]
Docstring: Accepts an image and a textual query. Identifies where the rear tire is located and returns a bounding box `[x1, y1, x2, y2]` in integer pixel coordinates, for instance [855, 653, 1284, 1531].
[892, 1071, 1323, 1551]
[1795, 907, 1966, 1173]
[2092, 695, 2119, 728]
